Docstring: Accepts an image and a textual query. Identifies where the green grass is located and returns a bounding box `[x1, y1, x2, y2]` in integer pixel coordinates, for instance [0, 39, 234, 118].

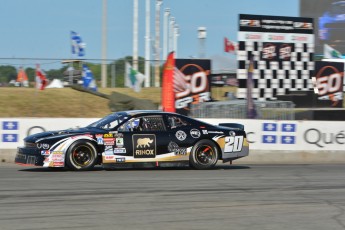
[0, 86, 235, 117]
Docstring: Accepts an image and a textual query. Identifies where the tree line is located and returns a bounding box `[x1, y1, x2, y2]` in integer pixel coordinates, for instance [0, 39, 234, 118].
[0, 56, 152, 87]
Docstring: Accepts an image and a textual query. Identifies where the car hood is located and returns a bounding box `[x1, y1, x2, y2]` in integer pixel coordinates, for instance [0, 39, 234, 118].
[24, 127, 99, 143]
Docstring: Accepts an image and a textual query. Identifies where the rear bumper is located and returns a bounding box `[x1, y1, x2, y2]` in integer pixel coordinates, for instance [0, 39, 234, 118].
[15, 147, 44, 166]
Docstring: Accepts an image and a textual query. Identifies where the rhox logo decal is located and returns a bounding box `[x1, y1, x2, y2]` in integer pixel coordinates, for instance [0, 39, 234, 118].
[132, 134, 156, 158]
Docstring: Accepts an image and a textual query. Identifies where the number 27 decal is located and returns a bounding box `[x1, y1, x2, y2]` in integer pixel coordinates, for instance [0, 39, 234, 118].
[224, 136, 244, 153]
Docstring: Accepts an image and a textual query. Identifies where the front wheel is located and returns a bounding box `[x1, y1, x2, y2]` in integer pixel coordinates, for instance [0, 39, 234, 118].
[190, 139, 219, 170]
[65, 140, 98, 171]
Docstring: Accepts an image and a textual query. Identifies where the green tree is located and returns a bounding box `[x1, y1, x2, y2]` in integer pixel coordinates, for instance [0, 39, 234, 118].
[0, 65, 17, 83]
[25, 67, 35, 82]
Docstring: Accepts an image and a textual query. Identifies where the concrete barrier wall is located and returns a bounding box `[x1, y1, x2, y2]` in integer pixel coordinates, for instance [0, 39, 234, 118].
[1, 118, 344, 163]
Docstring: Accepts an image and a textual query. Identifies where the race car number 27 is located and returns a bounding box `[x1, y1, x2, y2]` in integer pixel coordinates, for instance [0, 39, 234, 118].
[224, 136, 243, 153]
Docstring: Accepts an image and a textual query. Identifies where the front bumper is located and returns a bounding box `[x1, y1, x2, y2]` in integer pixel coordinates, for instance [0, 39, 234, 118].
[15, 147, 44, 166]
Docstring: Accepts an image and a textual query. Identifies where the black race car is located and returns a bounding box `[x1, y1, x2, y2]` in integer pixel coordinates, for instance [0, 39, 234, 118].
[15, 110, 249, 170]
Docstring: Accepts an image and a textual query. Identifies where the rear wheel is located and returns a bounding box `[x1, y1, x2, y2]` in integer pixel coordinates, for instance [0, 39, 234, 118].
[190, 139, 219, 170]
[65, 140, 97, 171]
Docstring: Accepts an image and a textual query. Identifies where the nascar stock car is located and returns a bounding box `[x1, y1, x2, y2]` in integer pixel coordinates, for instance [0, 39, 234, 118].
[15, 110, 249, 170]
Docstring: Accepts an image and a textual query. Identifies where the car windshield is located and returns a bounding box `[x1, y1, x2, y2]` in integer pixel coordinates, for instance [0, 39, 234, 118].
[87, 112, 130, 130]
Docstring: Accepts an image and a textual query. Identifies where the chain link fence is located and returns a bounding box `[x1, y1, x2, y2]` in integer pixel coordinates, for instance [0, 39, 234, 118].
[190, 100, 295, 120]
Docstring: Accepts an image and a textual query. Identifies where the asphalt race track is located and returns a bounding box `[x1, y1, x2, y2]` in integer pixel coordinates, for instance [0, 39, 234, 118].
[0, 163, 344, 230]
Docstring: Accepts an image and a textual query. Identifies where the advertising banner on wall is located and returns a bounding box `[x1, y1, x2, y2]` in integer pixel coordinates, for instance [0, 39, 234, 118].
[313, 61, 344, 107]
[237, 14, 314, 101]
[174, 59, 211, 115]
[1, 118, 345, 151]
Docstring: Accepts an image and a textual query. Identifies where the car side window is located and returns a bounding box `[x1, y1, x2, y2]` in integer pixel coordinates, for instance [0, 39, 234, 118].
[118, 116, 166, 132]
[118, 118, 140, 132]
[167, 116, 190, 129]
[141, 116, 166, 131]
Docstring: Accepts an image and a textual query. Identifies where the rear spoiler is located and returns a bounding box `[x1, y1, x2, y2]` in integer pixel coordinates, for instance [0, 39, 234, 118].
[218, 123, 244, 131]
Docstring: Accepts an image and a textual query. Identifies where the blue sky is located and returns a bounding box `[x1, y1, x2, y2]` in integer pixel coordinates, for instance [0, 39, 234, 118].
[0, 0, 298, 69]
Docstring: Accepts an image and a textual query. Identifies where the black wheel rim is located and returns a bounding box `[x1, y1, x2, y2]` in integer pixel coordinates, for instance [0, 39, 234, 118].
[195, 144, 216, 166]
[71, 144, 94, 167]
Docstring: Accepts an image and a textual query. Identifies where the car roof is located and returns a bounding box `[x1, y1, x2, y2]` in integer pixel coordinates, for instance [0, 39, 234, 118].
[120, 110, 177, 116]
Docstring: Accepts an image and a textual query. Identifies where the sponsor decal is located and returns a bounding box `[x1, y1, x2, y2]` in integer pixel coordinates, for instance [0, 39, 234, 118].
[268, 35, 285, 41]
[291, 35, 308, 42]
[262, 43, 277, 60]
[202, 130, 208, 134]
[132, 134, 156, 158]
[2, 121, 18, 130]
[96, 134, 104, 145]
[114, 148, 126, 154]
[105, 155, 116, 160]
[229, 131, 236, 137]
[207, 130, 224, 134]
[116, 137, 124, 147]
[104, 138, 115, 146]
[2, 134, 18, 143]
[104, 133, 113, 138]
[168, 142, 187, 155]
[53, 162, 64, 167]
[114, 133, 123, 138]
[190, 129, 201, 138]
[175, 130, 187, 141]
[104, 146, 114, 155]
[279, 44, 292, 60]
[71, 134, 93, 139]
[36, 143, 50, 149]
[293, 21, 313, 30]
[245, 33, 262, 40]
[224, 136, 244, 152]
[239, 14, 313, 33]
[51, 151, 64, 163]
[240, 19, 261, 27]
[116, 158, 125, 163]
[41, 150, 50, 156]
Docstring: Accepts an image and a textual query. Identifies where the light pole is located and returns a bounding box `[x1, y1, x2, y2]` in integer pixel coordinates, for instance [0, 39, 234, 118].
[169, 17, 175, 53]
[174, 24, 179, 58]
[198, 27, 207, 58]
[144, 0, 151, 87]
[163, 8, 170, 60]
[133, 0, 139, 70]
[101, 0, 107, 88]
[154, 0, 162, 87]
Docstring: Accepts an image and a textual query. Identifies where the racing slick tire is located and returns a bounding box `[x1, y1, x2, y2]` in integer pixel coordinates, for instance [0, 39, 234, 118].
[65, 140, 98, 171]
[189, 139, 219, 170]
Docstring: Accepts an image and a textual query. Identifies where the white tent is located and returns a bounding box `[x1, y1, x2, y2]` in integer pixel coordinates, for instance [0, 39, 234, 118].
[46, 79, 64, 88]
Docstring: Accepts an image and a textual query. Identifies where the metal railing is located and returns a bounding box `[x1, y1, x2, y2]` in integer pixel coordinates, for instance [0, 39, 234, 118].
[190, 100, 295, 120]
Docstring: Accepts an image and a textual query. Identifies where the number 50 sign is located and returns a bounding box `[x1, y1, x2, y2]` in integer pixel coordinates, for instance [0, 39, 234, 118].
[313, 62, 344, 98]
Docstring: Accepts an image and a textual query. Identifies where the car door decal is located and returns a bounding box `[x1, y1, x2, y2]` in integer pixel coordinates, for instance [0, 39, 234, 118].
[132, 134, 156, 158]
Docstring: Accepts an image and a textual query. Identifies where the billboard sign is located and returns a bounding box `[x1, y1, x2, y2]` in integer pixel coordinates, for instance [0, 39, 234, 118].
[313, 61, 344, 107]
[174, 59, 211, 115]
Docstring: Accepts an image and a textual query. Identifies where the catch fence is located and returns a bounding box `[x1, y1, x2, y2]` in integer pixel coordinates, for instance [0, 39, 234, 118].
[190, 100, 295, 120]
